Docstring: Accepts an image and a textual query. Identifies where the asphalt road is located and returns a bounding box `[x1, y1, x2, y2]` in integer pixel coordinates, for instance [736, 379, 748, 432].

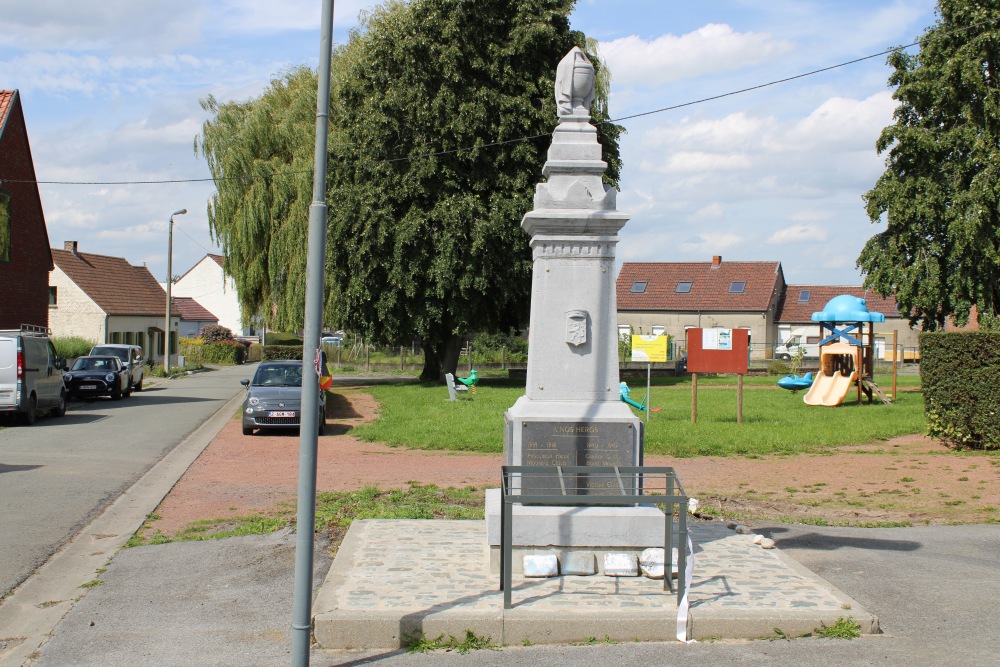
[0, 364, 248, 599]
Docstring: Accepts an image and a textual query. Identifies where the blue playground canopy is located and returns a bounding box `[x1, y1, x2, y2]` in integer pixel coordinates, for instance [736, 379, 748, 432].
[811, 295, 885, 323]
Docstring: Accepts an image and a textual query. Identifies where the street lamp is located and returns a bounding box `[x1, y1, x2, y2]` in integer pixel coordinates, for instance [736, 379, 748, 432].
[165, 208, 187, 373]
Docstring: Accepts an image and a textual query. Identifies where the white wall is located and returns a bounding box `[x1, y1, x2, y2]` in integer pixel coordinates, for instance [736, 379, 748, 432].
[171, 257, 247, 336]
[47, 267, 106, 343]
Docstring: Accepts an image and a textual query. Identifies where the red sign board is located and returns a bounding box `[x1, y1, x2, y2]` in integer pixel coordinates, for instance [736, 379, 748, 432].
[686, 328, 749, 374]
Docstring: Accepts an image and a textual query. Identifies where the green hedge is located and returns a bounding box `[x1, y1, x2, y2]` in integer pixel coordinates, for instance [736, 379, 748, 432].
[262, 345, 303, 361]
[920, 331, 1000, 449]
[180, 340, 247, 365]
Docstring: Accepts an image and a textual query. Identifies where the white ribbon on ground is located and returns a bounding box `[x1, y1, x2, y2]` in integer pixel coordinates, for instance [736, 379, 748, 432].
[675, 531, 697, 643]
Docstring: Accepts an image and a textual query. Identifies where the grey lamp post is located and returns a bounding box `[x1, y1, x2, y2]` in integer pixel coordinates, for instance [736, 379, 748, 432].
[164, 208, 187, 373]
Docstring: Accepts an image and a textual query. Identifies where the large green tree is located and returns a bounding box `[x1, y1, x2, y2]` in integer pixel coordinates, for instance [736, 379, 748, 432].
[196, 67, 320, 331]
[328, 0, 621, 380]
[859, 0, 1000, 330]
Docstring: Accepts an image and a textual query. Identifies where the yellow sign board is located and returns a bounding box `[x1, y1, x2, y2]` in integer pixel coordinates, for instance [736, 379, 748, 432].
[631, 334, 668, 363]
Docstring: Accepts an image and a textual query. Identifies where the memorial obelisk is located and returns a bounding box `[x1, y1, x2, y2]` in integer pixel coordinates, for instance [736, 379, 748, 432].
[503, 46, 642, 484]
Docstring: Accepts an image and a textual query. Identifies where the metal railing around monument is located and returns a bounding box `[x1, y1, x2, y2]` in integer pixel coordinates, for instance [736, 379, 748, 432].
[499, 465, 688, 610]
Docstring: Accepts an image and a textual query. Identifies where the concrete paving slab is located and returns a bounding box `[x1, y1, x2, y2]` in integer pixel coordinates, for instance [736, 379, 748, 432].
[312, 518, 878, 649]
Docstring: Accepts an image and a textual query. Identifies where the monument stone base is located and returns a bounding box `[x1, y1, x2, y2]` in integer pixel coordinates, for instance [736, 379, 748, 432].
[484, 488, 667, 575]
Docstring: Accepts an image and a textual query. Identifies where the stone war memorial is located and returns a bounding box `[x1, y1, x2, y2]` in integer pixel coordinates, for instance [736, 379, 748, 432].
[486, 45, 682, 582]
[312, 47, 880, 650]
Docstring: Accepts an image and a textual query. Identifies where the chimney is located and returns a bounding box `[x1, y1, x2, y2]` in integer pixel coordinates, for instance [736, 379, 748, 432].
[711, 255, 722, 267]
[65, 241, 78, 255]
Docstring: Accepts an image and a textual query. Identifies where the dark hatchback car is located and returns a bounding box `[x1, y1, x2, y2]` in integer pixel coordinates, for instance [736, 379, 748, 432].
[63, 355, 131, 400]
[241, 360, 326, 436]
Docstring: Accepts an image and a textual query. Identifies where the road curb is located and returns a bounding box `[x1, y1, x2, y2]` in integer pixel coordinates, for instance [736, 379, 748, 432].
[0, 389, 245, 667]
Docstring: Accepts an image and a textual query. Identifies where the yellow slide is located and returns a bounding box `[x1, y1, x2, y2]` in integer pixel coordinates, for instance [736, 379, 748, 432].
[803, 343, 859, 407]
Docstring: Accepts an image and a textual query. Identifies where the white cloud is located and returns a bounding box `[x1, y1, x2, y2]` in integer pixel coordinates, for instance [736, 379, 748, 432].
[695, 203, 724, 218]
[767, 224, 828, 244]
[679, 232, 745, 255]
[0, 0, 203, 53]
[601, 24, 793, 86]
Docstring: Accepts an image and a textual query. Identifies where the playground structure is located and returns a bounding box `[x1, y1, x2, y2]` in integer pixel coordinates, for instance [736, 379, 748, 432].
[619, 381, 662, 413]
[802, 295, 891, 407]
[777, 372, 814, 392]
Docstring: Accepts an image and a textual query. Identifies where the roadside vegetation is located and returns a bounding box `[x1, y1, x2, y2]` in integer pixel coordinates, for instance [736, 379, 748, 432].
[126, 483, 482, 547]
[350, 374, 925, 457]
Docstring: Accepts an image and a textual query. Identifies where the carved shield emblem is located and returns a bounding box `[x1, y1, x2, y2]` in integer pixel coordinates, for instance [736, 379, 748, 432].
[566, 310, 587, 346]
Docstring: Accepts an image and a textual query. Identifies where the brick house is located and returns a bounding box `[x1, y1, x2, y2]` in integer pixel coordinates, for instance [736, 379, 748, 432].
[777, 285, 920, 359]
[0, 90, 53, 329]
[49, 242, 180, 365]
[616, 256, 786, 358]
[172, 296, 218, 339]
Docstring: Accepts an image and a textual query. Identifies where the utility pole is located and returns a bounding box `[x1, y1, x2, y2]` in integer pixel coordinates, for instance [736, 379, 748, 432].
[291, 1, 334, 665]
[164, 209, 186, 373]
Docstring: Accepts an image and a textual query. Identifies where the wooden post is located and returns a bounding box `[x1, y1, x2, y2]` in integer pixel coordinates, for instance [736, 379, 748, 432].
[400, 346, 404, 370]
[891, 329, 898, 399]
[646, 362, 651, 425]
[365, 345, 370, 372]
[691, 373, 698, 424]
[737, 373, 743, 424]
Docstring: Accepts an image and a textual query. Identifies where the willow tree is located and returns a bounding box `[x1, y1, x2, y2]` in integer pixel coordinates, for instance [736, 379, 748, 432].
[195, 66, 320, 331]
[859, 0, 1000, 329]
[328, 0, 622, 380]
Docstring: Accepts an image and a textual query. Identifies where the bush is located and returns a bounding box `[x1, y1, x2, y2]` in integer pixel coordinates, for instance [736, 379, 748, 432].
[264, 331, 303, 346]
[180, 339, 247, 365]
[921, 331, 1000, 449]
[767, 359, 792, 376]
[247, 343, 264, 363]
[200, 324, 234, 343]
[262, 345, 302, 361]
[52, 336, 97, 359]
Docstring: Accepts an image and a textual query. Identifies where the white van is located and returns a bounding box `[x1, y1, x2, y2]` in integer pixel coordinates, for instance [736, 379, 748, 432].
[773, 327, 822, 360]
[0, 326, 67, 425]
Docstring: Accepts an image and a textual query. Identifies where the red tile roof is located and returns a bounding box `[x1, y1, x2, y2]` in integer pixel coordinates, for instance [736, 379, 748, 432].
[209, 253, 224, 267]
[617, 260, 784, 312]
[0, 90, 14, 133]
[172, 296, 217, 322]
[51, 246, 177, 317]
[777, 285, 900, 322]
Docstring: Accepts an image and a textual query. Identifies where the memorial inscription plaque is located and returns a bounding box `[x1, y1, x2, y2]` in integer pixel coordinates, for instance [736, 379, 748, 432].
[519, 421, 636, 495]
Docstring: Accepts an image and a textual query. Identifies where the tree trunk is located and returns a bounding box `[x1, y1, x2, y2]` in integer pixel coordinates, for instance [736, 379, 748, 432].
[419, 340, 441, 382]
[419, 334, 464, 382]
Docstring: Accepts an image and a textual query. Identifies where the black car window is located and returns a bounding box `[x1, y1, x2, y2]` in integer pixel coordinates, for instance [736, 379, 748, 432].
[254, 365, 303, 386]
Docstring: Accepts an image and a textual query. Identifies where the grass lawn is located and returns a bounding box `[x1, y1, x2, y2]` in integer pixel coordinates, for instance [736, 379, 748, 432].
[350, 374, 926, 457]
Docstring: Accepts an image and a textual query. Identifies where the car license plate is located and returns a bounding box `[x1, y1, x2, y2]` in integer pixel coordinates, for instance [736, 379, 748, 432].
[269, 411, 295, 418]
[81, 385, 97, 390]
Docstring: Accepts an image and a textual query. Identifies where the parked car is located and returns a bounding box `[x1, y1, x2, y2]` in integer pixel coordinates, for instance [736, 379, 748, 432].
[63, 355, 131, 401]
[0, 326, 66, 425]
[90, 344, 145, 392]
[240, 360, 326, 436]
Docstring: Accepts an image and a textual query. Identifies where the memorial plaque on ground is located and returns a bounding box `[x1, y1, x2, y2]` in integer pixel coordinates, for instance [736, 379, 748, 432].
[518, 421, 636, 495]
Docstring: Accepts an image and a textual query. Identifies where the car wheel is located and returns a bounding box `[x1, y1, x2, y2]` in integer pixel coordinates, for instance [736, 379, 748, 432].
[124, 379, 133, 397]
[53, 391, 67, 418]
[318, 418, 326, 436]
[112, 385, 122, 401]
[242, 423, 254, 436]
[778, 354, 792, 361]
[134, 376, 143, 392]
[21, 395, 37, 425]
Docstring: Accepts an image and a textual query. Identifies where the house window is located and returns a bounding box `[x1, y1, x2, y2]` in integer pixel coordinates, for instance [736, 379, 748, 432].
[675, 281, 692, 293]
[729, 281, 746, 294]
[0, 190, 11, 263]
[618, 324, 631, 339]
[798, 290, 811, 302]
[630, 281, 647, 293]
[652, 325, 665, 336]
[124, 331, 135, 344]
[137, 332, 145, 351]
[49, 286, 58, 306]
[110, 332, 121, 343]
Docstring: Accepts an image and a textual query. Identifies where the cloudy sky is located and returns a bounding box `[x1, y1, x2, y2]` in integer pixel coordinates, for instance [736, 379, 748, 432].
[0, 0, 937, 287]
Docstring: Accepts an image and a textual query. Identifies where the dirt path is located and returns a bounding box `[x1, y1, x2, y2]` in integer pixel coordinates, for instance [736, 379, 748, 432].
[151, 391, 1000, 534]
